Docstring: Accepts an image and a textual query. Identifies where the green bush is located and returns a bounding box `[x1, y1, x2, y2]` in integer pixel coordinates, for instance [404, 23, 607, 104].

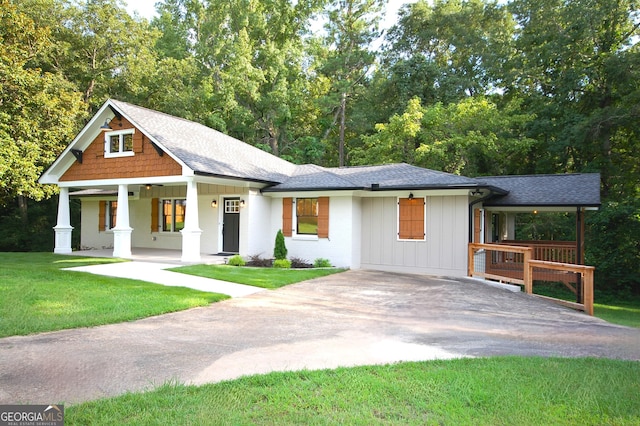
[274, 229, 288, 260]
[273, 259, 291, 268]
[314, 258, 332, 268]
[227, 255, 246, 266]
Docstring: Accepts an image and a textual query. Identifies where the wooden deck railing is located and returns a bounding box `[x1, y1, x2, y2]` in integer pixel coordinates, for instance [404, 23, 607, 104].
[500, 240, 577, 264]
[468, 243, 594, 315]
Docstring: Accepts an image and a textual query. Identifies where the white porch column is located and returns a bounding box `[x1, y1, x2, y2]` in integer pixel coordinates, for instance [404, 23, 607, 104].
[181, 179, 202, 263]
[53, 187, 73, 254]
[112, 184, 133, 258]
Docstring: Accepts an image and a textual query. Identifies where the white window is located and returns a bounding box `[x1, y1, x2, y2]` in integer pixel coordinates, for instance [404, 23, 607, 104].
[296, 198, 318, 235]
[225, 199, 240, 213]
[162, 199, 186, 232]
[104, 129, 135, 158]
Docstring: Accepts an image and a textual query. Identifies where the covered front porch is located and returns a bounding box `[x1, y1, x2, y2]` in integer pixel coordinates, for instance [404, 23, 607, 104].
[52, 177, 265, 264]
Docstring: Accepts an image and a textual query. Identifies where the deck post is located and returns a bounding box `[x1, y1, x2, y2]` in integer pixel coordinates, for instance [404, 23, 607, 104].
[523, 248, 532, 294]
[576, 207, 583, 303]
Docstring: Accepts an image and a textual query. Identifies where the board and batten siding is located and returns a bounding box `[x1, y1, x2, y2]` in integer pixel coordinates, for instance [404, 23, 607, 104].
[361, 195, 469, 276]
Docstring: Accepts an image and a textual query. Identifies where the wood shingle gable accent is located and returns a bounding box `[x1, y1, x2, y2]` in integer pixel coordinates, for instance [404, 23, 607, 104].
[59, 117, 182, 182]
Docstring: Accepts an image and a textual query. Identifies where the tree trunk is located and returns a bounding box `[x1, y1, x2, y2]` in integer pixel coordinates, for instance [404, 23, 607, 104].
[17, 195, 28, 225]
[339, 92, 346, 167]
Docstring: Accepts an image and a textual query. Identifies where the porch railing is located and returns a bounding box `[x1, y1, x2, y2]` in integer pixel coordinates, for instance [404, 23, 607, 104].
[499, 240, 577, 264]
[468, 243, 594, 315]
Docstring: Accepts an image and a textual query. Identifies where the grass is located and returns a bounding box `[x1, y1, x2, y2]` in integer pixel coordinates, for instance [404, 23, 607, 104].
[533, 282, 640, 328]
[170, 264, 346, 289]
[0, 253, 228, 337]
[67, 357, 640, 425]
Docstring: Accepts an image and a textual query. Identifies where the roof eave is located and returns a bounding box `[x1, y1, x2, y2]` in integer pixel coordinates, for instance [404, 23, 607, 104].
[193, 170, 281, 186]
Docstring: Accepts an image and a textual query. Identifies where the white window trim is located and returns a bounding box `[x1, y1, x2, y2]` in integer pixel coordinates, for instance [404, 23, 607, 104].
[396, 196, 427, 242]
[292, 198, 319, 241]
[104, 129, 135, 158]
[160, 198, 186, 233]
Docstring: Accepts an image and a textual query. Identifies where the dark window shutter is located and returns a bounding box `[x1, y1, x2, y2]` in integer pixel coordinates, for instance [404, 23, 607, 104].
[282, 198, 292, 237]
[318, 197, 329, 238]
[98, 201, 106, 231]
[151, 198, 159, 232]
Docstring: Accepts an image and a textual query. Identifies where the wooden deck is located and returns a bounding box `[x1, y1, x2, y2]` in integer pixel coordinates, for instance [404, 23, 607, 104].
[468, 242, 594, 315]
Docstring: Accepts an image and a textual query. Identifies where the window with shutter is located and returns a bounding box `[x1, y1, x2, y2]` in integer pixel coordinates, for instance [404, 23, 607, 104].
[398, 197, 425, 240]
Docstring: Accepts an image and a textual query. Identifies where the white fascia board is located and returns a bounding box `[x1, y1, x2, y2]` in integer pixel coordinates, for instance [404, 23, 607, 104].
[357, 188, 470, 198]
[39, 101, 115, 184]
[263, 188, 470, 199]
[483, 206, 586, 213]
[57, 175, 189, 188]
[263, 190, 359, 199]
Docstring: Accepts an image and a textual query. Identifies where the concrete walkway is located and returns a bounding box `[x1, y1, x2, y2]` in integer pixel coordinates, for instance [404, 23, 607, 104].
[66, 261, 265, 298]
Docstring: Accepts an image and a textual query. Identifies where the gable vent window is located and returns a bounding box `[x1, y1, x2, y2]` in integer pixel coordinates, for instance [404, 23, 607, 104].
[105, 129, 135, 158]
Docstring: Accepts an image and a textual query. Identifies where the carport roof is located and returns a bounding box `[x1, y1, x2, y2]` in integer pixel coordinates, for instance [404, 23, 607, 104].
[479, 173, 601, 207]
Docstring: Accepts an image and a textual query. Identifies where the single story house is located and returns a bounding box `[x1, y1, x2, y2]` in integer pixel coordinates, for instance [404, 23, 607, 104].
[39, 99, 600, 276]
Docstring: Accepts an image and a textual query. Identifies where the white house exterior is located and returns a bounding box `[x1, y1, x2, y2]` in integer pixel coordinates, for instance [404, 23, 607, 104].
[39, 99, 601, 276]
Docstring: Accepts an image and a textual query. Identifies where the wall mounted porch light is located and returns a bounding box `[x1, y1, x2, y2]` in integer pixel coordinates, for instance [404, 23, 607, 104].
[408, 193, 414, 200]
[211, 199, 218, 208]
[239, 199, 246, 207]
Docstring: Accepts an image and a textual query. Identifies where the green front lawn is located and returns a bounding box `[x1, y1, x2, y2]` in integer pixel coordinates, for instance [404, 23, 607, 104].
[533, 282, 640, 328]
[67, 357, 640, 425]
[171, 264, 346, 289]
[0, 253, 228, 337]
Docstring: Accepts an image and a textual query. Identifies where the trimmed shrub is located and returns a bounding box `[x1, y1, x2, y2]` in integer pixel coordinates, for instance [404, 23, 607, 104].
[314, 258, 332, 268]
[274, 229, 288, 260]
[246, 254, 272, 267]
[290, 257, 313, 268]
[227, 255, 246, 266]
[273, 259, 292, 269]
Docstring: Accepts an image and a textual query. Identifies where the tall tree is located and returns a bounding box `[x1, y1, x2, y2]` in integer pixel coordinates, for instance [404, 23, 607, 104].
[383, 0, 515, 105]
[52, 0, 160, 110]
[508, 0, 640, 192]
[316, 0, 384, 166]
[0, 0, 85, 216]
[353, 96, 535, 176]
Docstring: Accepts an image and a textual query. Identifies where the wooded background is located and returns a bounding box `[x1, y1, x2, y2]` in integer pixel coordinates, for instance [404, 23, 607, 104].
[1, 0, 638, 295]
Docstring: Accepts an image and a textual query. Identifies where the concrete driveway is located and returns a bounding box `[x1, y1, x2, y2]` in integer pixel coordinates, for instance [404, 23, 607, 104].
[1, 270, 638, 405]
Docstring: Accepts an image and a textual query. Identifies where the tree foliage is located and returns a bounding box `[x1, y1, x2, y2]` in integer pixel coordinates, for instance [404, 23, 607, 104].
[1, 0, 638, 293]
[0, 0, 84, 207]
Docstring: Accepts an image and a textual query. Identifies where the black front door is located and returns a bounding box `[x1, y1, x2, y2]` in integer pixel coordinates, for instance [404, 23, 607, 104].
[222, 198, 240, 253]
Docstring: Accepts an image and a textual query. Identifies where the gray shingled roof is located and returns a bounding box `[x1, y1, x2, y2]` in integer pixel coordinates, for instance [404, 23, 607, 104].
[479, 173, 601, 207]
[108, 100, 600, 208]
[262, 163, 479, 192]
[111, 100, 296, 183]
